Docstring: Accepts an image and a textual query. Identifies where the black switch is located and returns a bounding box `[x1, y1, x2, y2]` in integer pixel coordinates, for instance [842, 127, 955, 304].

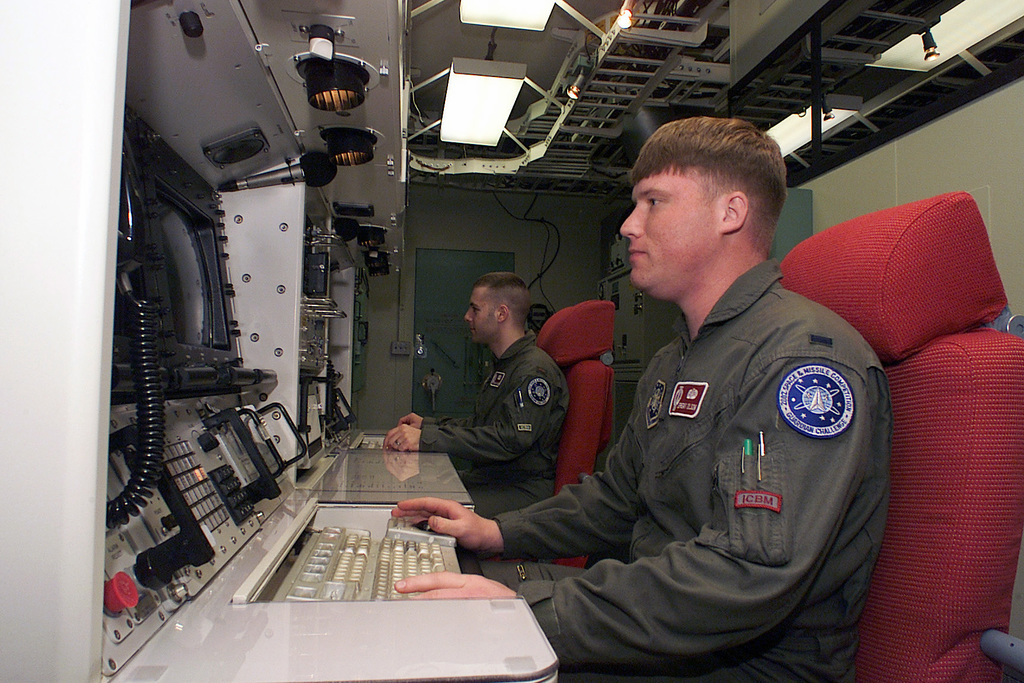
[197, 432, 219, 453]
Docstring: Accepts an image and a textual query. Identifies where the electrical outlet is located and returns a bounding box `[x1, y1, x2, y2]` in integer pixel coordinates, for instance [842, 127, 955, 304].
[390, 341, 411, 356]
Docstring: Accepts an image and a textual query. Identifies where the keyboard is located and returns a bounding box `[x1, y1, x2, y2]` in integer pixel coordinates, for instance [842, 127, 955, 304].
[350, 432, 386, 449]
[283, 518, 460, 601]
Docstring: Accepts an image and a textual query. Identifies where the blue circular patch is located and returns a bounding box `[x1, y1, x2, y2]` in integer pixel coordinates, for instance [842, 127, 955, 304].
[527, 377, 551, 406]
[778, 364, 854, 438]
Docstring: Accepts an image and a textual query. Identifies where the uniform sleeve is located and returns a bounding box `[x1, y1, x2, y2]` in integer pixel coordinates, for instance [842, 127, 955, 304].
[497, 420, 644, 560]
[431, 415, 469, 429]
[419, 373, 566, 465]
[504, 357, 890, 666]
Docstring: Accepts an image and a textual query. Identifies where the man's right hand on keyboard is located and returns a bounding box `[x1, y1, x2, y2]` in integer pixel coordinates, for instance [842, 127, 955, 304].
[392, 497, 504, 556]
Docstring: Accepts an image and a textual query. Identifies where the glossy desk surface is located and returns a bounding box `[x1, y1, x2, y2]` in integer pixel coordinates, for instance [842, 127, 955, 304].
[112, 448, 555, 682]
[313, 439, 474, 506]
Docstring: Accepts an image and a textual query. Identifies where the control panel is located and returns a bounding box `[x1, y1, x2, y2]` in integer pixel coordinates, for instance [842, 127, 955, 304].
[102, 397, 299, 675]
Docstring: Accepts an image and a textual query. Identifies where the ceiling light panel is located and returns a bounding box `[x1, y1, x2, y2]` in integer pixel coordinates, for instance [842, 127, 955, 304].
[441, 58, 526, 146]
[872, 0, 1024, 71]
[460, 0, 556, 31]
[768, 107, 858, 158]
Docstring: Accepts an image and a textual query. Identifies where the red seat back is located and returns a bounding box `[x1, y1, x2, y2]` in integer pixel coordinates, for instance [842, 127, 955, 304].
[537, 299, 616, 494]
[781, 192, 1024, 681]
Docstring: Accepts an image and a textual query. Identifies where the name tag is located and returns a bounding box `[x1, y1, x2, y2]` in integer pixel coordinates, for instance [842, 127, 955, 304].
[668, 382, 708, 418]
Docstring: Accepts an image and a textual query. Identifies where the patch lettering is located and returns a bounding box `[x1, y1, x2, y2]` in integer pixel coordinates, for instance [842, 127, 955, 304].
[516, 424, 533, 432]
[735, 490, 782, 513]
[527, 377, 551, 406]
[668, 381, 709, 418]
[778, 364, 855, 438]
[490, 371, 505, 387]
[646, 381, 667, 429]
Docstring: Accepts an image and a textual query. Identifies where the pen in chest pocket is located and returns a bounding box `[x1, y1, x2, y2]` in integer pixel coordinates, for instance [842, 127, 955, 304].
[758, 431, 765, 481]
[741, 434, 766, 480]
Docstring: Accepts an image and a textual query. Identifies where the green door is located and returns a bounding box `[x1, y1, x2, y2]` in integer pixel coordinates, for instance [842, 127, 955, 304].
[412, 249, 514, 419]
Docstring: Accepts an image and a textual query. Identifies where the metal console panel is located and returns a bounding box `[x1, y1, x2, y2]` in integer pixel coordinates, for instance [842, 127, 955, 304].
[103, 398, 295, 676]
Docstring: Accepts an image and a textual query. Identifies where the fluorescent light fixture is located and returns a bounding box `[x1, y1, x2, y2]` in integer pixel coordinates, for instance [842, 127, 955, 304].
[440, 58, 526, 146]
[872, 0, 1024, 71]
[767, 105, 858, 158]
[460, 0, 556, 31]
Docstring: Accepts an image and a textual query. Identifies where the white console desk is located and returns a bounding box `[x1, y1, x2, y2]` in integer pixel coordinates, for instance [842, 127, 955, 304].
[111, 444, 557, 683]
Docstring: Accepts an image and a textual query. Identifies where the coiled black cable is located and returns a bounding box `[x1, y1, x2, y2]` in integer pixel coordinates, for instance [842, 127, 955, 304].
[106, 295, 165, 529]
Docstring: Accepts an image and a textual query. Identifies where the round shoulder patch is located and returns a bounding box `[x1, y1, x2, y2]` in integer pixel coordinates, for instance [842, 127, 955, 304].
[527, 377, 551, 406]
[777, 364, 854, 438]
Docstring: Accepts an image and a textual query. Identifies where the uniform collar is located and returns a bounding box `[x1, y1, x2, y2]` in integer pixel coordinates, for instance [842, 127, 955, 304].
[685, 260, 781, 341]
[496, 330, 536, 363]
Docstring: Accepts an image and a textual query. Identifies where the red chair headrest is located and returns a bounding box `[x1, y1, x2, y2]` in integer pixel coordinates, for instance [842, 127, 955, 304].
[780, 192, 1006, 364]
[537, 300, 615, 366]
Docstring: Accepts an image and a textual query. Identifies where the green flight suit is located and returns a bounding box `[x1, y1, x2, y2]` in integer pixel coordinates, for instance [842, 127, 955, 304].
[419, 331, 569, 517]
[495, 262, 892, 682]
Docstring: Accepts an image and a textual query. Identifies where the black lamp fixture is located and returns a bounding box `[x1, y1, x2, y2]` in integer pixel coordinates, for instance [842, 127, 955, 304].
[320, 127, 378, 166]
[566, 72, 585, 100]
[921, 29, 940, 62]
[333, 217, 360, 242]
[565, 56, 592, 101]
[822, 97, 835, 122]
[357, 224, 387, 248]
[295, 24, 370, 112]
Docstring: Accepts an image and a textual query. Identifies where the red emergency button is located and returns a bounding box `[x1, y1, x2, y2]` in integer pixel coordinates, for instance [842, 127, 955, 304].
[104, 571, 140, 613]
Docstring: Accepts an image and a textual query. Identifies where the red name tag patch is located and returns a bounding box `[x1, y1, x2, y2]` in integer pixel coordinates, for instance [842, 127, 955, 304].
[734, 490, 782, 513]
[668, 381, 708, 418]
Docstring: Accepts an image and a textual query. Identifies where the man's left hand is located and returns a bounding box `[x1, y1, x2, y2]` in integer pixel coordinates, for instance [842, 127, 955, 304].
[394, 572, 516, 599]
[384, 424, 422, 451]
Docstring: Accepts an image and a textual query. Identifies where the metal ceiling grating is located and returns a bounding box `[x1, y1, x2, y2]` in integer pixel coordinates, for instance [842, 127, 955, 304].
[408, 0, 1024, 196]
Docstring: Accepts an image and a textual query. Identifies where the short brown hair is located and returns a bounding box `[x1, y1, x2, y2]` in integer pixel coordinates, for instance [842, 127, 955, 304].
[630, 116, 788, 254]
[473, 272, 530, 328]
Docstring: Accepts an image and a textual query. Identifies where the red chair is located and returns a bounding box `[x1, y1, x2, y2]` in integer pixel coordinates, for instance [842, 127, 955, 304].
[537, 299, 615, 567]
[780, 191, 1024, 681]
[537, 299, 615, 493]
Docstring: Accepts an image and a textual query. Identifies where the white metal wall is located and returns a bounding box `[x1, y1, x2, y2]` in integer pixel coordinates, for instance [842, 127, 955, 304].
[0, 1, 130, 681]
